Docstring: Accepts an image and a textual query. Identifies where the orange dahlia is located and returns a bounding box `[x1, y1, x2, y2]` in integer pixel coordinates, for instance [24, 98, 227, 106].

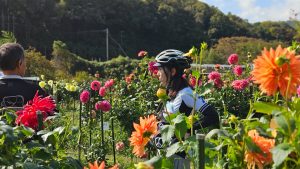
[251, 45, 300, 98]
[84, 161, 119, 169]
[129, 115, 158, 157]
[244, 130, 275, 169]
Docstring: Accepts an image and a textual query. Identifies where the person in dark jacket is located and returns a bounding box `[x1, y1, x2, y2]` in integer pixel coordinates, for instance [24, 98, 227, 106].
[0, 43, 47, 107]
[153, 49, 219, 169]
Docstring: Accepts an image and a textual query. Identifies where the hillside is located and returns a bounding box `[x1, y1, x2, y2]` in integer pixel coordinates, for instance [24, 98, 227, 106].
[0, 0, 297, 60]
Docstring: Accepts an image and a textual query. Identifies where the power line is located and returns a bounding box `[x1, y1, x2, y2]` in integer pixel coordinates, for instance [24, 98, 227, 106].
[67, 29, 128, 58]
[108, 33, 128, 57]
[64, 29, 107, 34]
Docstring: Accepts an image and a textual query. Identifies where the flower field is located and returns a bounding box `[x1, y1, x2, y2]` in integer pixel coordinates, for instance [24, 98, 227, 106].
[1, 41, 300, 169]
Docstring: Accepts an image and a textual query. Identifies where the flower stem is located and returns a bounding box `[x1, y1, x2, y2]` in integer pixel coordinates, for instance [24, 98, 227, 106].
[285, 64, 292, 110]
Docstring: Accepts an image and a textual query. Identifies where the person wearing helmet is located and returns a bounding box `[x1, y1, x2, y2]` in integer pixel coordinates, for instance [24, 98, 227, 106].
[153, 49, 219, 169]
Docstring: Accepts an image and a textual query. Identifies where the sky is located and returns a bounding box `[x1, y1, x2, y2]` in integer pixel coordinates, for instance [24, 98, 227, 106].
[201, 0, 300, 23]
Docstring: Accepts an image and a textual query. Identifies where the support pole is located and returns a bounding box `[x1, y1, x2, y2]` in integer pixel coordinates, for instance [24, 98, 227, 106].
[196, 134, 205, 169]
[78, 101, 82, 161]
[106, 28, 109, 61]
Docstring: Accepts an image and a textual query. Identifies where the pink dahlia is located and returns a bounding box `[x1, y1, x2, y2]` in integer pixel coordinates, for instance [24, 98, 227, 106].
[138, 50, 148, 57]
[90, 80, 101, 91]
[98, 100, 111, 112]
[213, 78, 224, 89]
[228, 54, 239, 65]
[233, 65, 243, 76]
[80, 90, 90, 103]
[189, 76, 202, 87]
[148, 61, 158, 75]
[116, 141, 125, 151]
[95, 101, 101, 110]
[232, 79, 249, 91]
[104, 79, 114, 88]
[99, 87, 106, 97]
[208, 71, 221, 81]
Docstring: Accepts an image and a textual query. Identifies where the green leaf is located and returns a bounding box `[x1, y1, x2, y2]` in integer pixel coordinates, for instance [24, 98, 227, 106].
[244, 136, 262, 153]
[205, 129, 230, 139]
[206, 129, 220, 139]
[23, 162, 39, 169]
[45, 115, 57, 121]
[213, 143, 223, 151]
[161, 158, 174, 169]
[32, 147, 52, 160]
[19, 126, 34, 137]
[172, 114, 185, 124]
[58, 157, 83, 169]
[291, 98, 300, 111]
[71, 126, 79, 134]
[200, 88, 212, 97]
[175, 122, 187, 140]
[274, 112, 289, 134]
[0, 125, 13, 134]
[49, 160, 60, 169]
[186, 135, 197, 142]
[26, 141, 43, 149]
[289, 118, 296, 133]
[41, 131, 55, 143]
[172, 114, 188, 139]
[246, 121, 264, 130]
[145, 156, 162, 169]
[271, 143, 294, 167]
[256, 127, 273, 139]
[252, 102, 281, 115]
[166, 142, 181, 157]
[164, 113, 179, 124]
[160, 125, 175, 144]
[37, 130, 50, 135]
[5, 112, 16, 124]
[54, 126, 65, 135]
[192, 70, 200, 79]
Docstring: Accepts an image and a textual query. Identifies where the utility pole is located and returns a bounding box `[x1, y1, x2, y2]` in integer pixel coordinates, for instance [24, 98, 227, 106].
[106, 28, 109, 61]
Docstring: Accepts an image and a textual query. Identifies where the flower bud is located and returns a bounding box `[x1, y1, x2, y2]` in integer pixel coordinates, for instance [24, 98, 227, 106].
[275, 55, 289, 67]
[156, 88, 167, 99]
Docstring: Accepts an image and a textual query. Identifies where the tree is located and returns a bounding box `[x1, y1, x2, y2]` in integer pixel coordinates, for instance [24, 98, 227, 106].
[0, 31, 16, 45]
[204, 37, 286, 64]
[251, 21, 295, 42]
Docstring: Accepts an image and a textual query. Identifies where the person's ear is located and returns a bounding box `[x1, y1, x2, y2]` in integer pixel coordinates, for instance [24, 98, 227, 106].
[17, 59, 22, 68]
[171, 68, 176, 76]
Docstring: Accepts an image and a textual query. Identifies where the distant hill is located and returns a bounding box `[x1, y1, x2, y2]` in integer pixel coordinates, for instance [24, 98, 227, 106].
[0, 0, 297, 59]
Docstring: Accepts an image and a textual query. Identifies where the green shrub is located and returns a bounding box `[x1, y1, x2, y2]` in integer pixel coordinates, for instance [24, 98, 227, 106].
[51, 40, 140, 79]
[204, 36, 286, 64]
[25, 48, 56, 79]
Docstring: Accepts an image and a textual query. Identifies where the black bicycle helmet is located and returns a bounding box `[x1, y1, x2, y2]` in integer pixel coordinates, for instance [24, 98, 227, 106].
[154, 49, 192, 69]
